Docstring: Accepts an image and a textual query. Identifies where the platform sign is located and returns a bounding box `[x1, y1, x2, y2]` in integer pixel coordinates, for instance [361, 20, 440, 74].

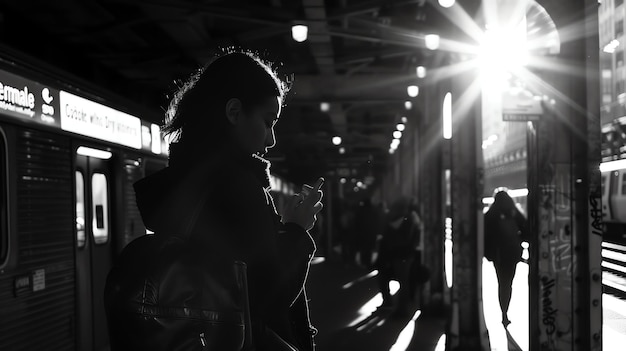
[502, 89, 542, 122]
[0, 68, 61, 127]
[0, 67, 166, 154]
[60, 91, 142, 149]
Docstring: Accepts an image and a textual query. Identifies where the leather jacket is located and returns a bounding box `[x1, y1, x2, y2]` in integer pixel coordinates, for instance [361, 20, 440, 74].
[104, 234, 252, 351]
[104, 145, 317, 350]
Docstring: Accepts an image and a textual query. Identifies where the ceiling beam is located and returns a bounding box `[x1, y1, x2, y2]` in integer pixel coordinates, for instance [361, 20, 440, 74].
[302, 0, 347, 136]
[289, 73, 419, 101]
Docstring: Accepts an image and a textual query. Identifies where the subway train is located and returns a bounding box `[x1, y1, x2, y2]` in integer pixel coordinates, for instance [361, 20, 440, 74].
[0, 62, 169, 350]
[601, 117, 626, 244]
[602, 160, 626, 243]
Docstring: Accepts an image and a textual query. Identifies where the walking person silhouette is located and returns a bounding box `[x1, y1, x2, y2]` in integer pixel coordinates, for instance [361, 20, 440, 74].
[484, 190, 528, 327]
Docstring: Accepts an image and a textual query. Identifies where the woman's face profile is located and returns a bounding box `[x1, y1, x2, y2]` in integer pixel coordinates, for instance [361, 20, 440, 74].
[232, 96, 281, 156]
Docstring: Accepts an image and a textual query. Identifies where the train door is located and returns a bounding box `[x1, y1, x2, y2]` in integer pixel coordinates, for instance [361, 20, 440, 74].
[74, 145, 113, 351]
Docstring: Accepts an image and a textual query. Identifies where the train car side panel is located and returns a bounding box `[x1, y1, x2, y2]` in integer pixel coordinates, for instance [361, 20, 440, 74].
[0, 125, 76, 350]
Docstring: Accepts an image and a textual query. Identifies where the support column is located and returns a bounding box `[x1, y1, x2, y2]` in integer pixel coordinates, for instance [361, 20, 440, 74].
[419, 89, 445, 306]
[528, 1, 603, 350]
[445, 66, 489, 350]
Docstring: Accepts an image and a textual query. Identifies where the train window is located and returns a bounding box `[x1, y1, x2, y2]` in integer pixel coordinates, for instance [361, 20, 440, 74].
[91, 173, 109, 244]
[75, 171, 86, 248]
[622, 172, 626, 195]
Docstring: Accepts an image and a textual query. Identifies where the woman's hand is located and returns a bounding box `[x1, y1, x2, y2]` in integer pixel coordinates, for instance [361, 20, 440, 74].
[281, 177, 324, 231]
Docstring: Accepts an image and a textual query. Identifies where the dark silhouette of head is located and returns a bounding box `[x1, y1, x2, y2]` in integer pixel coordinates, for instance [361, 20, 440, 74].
[490, 191, 516, 216]
[387, 196, 417, 221]
[162, 49, 290, 153]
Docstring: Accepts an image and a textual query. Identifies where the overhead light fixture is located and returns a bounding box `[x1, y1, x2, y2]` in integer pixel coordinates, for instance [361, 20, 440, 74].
[339, 147, 346, 154]
[332, 136, 342, 145]
[425, 34, 440, 50]
[77, 146, 112, 159]
[396, 123, 405, 131]
[320, 101, 330, 112]
[416, 66, 427, 78]
[407, 85, 419, 97]
[404, 101, 412, 110]
[393, 130, 402, 139]
[292, 24, 308, 42]
[401, 116, 408, 123]
[438, 0, 455, 8]
[479, 26, 528, 73]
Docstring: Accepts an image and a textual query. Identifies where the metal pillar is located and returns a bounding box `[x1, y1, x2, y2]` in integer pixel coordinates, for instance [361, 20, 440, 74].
[528, 1, 603, 350]
[419, 88, 445, 307]
[445, 66, 490, 351]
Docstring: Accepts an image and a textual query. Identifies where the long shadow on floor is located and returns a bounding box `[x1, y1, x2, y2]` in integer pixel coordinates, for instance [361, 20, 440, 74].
[315, 303, 446, 351]
[307, 259, 446, 351]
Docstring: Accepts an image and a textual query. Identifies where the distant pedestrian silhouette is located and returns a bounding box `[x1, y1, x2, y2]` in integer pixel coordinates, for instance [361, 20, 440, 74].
[354, 198, 383, 268]
[375, 196, 423, 318]
[484, 190, 528, 327]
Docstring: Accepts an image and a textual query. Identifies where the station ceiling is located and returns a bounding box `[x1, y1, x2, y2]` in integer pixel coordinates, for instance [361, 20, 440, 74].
[0, 0, 482, 186]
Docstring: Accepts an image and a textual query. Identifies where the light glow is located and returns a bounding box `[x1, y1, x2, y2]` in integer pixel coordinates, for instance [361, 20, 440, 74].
[442, 92, 452, 139]
[444, 216, 453, 288]
[320, 101, 330, 112]
[434, 334, 446, 351]
[389, 310, 422, 351]
[508, 188, 529, 198]
[407, 85, 419, 97]
[396, 123, 405, 131]
[404, 101, 412, 110]
[416, 66, 427, 78]
[151, 123, 162, 154]
[600, 159, 626, 173]
[478, 23, 528, 75]
[425, 34, 440, 50]
[393, 130, 402, 139]
[438, 0, 455, 8]
[603, 39, 620, 54]
[77, 146, 112, 159]
[292, 24, 308, 42]
[483, 187, 530, 205]
[332, 136, 342, 145]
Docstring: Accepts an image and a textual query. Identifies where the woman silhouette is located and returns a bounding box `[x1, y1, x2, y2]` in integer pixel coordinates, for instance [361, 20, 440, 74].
[484, 190, 527, 327]
[105, 49, 323, 350]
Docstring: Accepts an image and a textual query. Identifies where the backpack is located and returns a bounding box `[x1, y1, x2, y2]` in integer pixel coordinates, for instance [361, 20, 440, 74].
[104, 234, 253, 351]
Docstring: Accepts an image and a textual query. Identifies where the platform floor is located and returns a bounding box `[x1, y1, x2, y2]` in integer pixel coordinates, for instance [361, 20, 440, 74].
[305, 256, 626, 351]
